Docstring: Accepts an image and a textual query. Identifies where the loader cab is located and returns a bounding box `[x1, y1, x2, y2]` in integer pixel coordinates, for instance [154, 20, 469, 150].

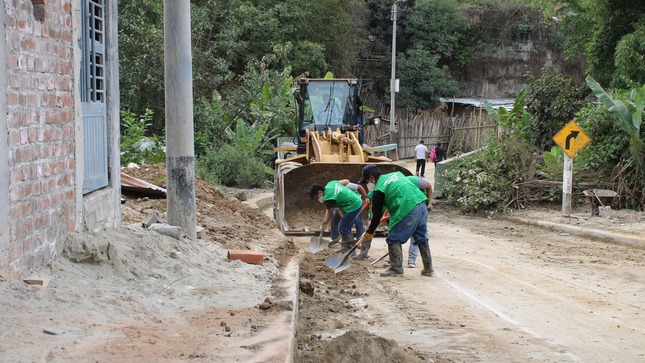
[296, 79, 360, 146]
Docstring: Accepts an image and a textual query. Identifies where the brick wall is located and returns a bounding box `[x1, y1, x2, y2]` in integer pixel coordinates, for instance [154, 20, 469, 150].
[4, 0, 76, 274]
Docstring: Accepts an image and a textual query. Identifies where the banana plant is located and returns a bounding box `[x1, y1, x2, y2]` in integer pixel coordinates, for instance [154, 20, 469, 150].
[483, 88, 531, 141]
[225, 119, 278, 161]
[586, 75, 645, 180]
[540, 146, 564, 177]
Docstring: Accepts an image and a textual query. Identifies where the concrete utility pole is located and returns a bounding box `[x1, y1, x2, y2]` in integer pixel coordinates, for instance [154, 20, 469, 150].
[164, 0, 196, 240]
[389, 0, 406, 144]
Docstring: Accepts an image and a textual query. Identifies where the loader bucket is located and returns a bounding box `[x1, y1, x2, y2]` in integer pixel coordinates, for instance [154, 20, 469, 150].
[273, 161, 411, 235]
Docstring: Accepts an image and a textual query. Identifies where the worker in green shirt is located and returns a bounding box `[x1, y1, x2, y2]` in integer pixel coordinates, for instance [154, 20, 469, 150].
[308, 180, 363, 254]
[357, 164, 434, 277]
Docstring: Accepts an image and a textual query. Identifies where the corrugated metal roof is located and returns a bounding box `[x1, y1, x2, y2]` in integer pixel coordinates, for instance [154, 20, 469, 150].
[121, 171, 167, 197]
[439, 98, 516, 110]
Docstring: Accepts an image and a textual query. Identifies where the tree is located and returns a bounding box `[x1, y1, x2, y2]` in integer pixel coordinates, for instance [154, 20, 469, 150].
[119, 0, 370, 130]
[400, 0, 468, 65]
[389, 0, 466, 110]
[558, 0, 645, 88]
[396, 48, 459, 111]
[118, 0, 165, 132]
[613, 19, 645, 88]
[525, 68, 591, 150]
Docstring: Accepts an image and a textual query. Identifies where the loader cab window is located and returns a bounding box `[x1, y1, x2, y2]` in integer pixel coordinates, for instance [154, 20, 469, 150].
[300, 80, 357, 132]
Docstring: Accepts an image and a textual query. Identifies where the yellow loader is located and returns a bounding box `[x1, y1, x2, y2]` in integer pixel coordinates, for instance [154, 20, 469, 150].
[274, 78, 410, 235]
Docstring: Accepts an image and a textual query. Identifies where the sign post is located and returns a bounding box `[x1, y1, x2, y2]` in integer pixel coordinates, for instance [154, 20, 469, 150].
[552, 121, 591, 216]
[562, 154, 573, 215]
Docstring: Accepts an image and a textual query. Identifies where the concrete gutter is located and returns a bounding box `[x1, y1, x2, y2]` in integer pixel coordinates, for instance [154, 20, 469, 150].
[508, 217, 645, 249]
[280, 254, 302, 363]
[242, 192, 274, 211]
[245, 191, 300, 363]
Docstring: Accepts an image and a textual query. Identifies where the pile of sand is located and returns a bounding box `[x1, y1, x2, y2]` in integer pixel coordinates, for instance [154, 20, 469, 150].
[0, 224, 287, 361]
[301, 330, 426, 363]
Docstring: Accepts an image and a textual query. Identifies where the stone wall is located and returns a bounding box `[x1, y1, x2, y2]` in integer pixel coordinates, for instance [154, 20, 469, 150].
[456, 6, 585, 98]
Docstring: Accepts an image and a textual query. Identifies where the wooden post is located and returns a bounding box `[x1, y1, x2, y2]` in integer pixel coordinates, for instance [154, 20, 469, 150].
[562, 154, 573, 216]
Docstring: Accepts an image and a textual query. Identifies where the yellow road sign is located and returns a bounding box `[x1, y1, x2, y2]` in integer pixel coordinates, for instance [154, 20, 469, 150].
[553, 121, 591, 158]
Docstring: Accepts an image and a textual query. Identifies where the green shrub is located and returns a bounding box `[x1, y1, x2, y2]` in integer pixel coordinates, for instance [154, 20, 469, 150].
[575, 104, 628, 174]
[120, 109, 166, 165]
[540, 146, 563, 179]
[196, 144, 272, 188]
[443, 136, 537, 216]
[443, 142, 510, 215]
[525, 68, 591, 150]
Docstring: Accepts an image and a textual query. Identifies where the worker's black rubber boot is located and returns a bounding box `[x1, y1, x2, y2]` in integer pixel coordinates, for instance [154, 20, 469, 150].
[380, 243, 404, 277]
[352, 240, 371, 260]
[328, 237, 340, 247]
[419, 240, 435, 277]
[338, 234, 355, 255]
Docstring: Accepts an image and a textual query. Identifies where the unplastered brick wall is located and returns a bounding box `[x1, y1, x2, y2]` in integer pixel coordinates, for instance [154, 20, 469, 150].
[5, 0, 76, 274]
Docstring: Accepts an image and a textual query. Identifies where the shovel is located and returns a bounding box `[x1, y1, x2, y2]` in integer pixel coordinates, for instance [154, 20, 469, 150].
[325, 207, 391, 272]
[370, 252, 389, 265]
[590, 189, 612, 218]
[324, 236, 365, 273]
[314, 200, 370, 254]
[309, 226, 329, 253]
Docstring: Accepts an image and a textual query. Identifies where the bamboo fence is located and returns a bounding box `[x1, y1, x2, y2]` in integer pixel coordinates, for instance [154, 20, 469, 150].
[362, 100, 498, 159]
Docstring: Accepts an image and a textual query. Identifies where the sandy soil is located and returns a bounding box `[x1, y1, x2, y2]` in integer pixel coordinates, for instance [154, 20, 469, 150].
[0, 164, 299, 362]
[1, 162, 644, 362]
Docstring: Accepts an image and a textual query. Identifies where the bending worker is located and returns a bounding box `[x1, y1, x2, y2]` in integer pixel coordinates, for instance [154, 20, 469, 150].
[328, 180, 368, 248]
[357, 164, 434, 277]
[308, 180, 363, 255]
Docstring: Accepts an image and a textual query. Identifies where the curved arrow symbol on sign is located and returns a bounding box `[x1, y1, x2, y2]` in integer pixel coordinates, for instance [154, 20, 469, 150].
[565, 130, 579, 149]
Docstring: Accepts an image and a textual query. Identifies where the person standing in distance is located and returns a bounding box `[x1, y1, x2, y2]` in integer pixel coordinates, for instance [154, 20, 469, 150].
[414, 140, 429, 177]
[357, 164, 435, 277]
[433, 143, 446, 168]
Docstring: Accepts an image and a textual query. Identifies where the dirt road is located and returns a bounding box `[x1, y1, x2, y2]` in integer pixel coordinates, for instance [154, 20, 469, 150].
[2, 162, 643, 362]
[296, 206, 645, 362]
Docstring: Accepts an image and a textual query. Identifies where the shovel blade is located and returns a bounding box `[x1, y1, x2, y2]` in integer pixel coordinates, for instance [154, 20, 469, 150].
[309, 229, 329, 253]
[325, 245, 358, 272]
[333, 260, 352, 273]
[324, 252, 344, 267]
[309, 236, 321, 253]
[309, 238, 329, 253]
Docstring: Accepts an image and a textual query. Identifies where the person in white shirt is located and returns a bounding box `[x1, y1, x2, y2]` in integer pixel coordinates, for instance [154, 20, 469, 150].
[414, 139, 429, 177]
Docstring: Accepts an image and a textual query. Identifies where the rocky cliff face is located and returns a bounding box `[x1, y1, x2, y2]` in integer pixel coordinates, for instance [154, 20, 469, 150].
[455, 7, 585, 98]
